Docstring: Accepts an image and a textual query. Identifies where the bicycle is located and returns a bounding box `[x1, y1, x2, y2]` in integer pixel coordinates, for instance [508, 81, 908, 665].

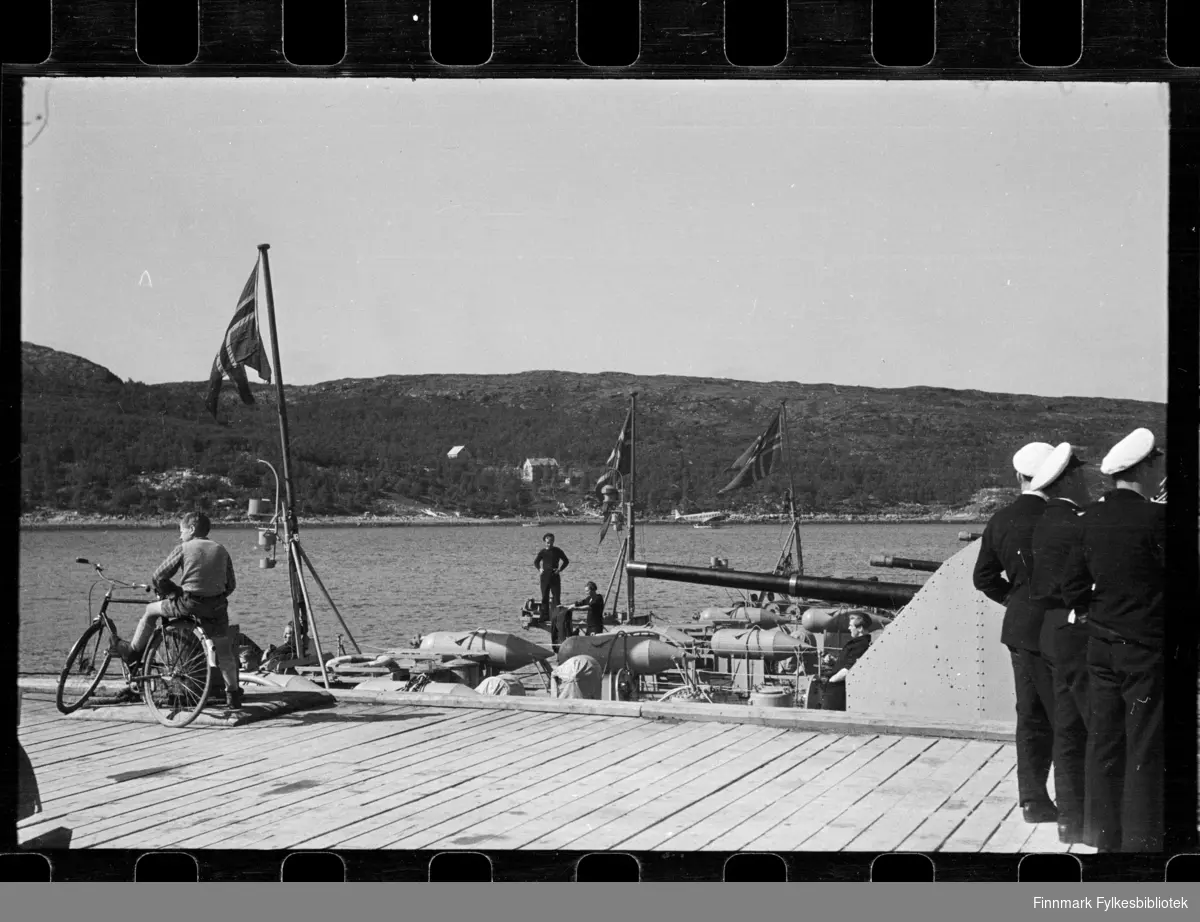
[57, 558, 215, 728]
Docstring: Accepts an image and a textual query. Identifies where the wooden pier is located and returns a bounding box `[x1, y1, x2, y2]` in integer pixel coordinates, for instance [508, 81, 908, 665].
[17, 690, 1094, 854]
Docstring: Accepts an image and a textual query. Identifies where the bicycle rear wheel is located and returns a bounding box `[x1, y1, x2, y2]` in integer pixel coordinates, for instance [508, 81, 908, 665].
[56, 621, 113, 713]
[141, 623, 212, 728]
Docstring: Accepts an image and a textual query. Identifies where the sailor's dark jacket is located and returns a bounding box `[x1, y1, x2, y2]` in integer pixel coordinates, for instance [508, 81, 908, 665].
[972, 492, 1048, 652]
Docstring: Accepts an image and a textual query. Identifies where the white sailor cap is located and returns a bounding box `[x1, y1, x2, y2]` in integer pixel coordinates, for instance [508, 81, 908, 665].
[1029, 442, 1086, 493]
[1012, 442, 1055, 479]
[1100, 428, 1161, 476]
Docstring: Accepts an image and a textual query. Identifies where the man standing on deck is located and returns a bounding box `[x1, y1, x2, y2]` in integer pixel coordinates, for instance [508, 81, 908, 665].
[1028, 443, 1092, 844]
[1061, 428, 1166, 852]
[973, 441, 1057, 824]
[534, 532, 570, 618]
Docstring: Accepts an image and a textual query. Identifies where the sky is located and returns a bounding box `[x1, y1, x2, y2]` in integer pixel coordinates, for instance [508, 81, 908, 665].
[21, 78, 1168, 402]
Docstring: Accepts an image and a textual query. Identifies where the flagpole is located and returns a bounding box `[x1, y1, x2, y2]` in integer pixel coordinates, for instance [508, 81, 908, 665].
[780, 400, 803, 576]
[258, 244, 298, 539]
[257, 243, 315, 664]
[626, 391, 637, 620]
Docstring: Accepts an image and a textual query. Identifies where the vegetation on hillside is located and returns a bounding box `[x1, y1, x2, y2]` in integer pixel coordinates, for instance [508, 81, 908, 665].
[20, 343, 1166, 520]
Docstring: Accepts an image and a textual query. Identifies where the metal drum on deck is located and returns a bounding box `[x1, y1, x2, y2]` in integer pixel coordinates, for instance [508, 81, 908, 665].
[748, 688, 793, 708]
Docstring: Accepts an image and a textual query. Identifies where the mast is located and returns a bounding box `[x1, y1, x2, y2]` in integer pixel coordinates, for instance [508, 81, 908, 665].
[779, 399, 803, 576]
[258, 244, 308, 655]
[258, 245, 297, 538]
[626, 391, 637, 619]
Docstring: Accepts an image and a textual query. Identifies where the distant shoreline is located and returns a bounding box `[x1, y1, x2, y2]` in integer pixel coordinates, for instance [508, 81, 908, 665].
[20, 512, 990, 530]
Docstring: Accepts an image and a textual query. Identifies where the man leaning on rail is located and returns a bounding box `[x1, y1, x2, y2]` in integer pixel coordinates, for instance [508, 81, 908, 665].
[113, 511, 242, 709]
[972, 441, 1057, 825]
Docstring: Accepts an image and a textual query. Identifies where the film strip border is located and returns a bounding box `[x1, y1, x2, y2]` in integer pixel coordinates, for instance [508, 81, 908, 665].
[1, 0, 1200, 73]
[3, 848, 1200, 882]
[4, 0, 1200, 886]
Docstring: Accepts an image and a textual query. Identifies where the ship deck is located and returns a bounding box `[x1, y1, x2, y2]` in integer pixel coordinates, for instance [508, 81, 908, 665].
[17, 691, 1095, 854]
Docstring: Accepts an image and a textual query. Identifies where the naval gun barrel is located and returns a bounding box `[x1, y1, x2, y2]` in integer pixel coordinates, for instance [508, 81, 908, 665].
[958, 531, 982, 542]
[869, 554, 941, 573]
[626, 561, 919, 609]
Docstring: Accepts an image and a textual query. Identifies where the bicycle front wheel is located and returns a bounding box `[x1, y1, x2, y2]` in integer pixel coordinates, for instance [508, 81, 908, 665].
[56, 621, 113, 713]
[141, 623, 212, 728]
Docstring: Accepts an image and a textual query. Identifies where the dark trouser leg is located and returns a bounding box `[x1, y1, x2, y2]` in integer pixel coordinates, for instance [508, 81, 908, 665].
[1085, 637, 1125, 851]
[1008, 646, 1055, 808]
[1050, 626, 1090, 828]
[549, 573, 562, 607]
[1116, 643, 1164, 852]
[540, 571, 554, 616]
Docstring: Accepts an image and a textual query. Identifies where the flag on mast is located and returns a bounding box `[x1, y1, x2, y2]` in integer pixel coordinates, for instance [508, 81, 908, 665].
[718, 408, 783, 493]
[205, 261, 273, 417]
[596, 409, 632, 545]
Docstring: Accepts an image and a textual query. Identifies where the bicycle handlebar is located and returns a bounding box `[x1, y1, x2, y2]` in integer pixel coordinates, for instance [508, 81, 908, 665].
[75, 557, 152, 592]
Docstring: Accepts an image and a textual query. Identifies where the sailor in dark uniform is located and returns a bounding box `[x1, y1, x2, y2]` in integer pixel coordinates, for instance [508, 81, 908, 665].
[1028, 442, 1092, 844]
[1061, 427, 1166, 852]
[973, 441, 1057, 824]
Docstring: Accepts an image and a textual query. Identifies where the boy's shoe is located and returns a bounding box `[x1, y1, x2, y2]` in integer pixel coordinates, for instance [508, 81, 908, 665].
[113, 686, 141, 704]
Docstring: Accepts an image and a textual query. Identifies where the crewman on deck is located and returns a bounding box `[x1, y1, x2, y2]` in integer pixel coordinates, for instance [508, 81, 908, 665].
[821, 612, 872, 711]
[572, 580, 606, 635]
[1028, 443, 1091, 844]
[972, 441, 1057, 824]
[534, 532, 570, 616]
[1061, 428, 1166, 852]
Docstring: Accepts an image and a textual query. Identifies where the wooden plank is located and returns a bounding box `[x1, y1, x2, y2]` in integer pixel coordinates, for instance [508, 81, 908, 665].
[847, 739, 1002, 852]
[85, 710, 519, 848]
[28, 708, 480, 845]
[28, 706, 508, 845]
[985, 791, 1045, 853]
[531, 728, 839, 852]
[195, 712, 610, 850]
[298, 716, 676, 849]
[798, 738, 970, 852]
[750, 736, 931, 851]
[258, 714, 666, 850]
[629, 733, 835, 851]
[898, 746, 1015, 852]
[91, 710, 561, 849]
[438, 723, 769, 850]
[342, 718, 700, 850]
[29, 704, 463, 808]
[700, 734, 868, 849]
[939, 771, 1020, 852]
[1022, 818, 1072, 854]
[614, 731, 827, 851]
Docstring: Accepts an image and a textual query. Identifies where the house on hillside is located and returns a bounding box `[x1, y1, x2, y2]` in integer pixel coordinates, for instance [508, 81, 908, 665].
[522, 457, 560, 484]
[447, 445, 471, 464]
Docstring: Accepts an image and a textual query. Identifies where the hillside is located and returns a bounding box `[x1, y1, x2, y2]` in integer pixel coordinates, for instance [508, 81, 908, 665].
[20, 342, 1166, 521]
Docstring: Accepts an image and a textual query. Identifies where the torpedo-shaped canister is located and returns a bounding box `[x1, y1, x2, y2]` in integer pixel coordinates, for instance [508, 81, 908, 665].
[708, 626, 806, 660]
[557, 632, 689, 674]
[418, 630, 554, 669]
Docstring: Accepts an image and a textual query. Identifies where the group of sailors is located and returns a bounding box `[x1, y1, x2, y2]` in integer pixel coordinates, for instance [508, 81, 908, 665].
[973, 427, 1166, 852]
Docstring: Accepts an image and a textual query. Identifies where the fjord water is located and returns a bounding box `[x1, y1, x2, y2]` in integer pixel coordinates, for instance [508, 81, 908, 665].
[19, 522, 969, 673]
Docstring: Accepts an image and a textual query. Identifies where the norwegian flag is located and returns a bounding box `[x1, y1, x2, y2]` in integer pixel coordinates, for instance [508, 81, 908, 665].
[718, 409, 783, 494]
[595, 409, 632, 546]
[205, 262, 273, 417]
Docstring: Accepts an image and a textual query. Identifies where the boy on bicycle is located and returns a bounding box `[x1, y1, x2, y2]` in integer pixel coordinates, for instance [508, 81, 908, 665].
[117, 511, 242, 709]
